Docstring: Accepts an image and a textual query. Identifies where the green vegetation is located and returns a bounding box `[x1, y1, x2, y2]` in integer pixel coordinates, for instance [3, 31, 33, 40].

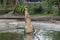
[31, 5, 43, 13]
[30, 12, 58, 16]
[29, 0, 60, 16]
[17, 5, 29, 15]
[55, 0, 60, 16]
[0, 0, 59, 16]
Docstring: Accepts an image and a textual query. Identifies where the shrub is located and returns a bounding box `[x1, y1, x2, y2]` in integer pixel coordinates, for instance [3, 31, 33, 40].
[29, 5, 43, 14]
[17, 5, 29, 14]
[34, 5, 43, 13]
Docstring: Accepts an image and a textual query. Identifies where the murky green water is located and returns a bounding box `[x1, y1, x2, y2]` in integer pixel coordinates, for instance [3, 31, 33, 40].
[34, 29, 60, 40]
[0, 32, 24, 40]
[0, 28, 25, 40]
[0, 28, 60, 40]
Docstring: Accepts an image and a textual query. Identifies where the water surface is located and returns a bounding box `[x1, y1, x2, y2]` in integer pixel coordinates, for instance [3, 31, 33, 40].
[34, 29, 60, 40]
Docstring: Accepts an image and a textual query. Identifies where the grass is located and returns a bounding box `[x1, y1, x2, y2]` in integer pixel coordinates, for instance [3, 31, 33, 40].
[30, 12, 59, 17]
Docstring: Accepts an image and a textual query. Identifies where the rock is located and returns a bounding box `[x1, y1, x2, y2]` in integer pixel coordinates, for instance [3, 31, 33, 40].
[8, 22, 18, 29]
[0, 23, 8, 30]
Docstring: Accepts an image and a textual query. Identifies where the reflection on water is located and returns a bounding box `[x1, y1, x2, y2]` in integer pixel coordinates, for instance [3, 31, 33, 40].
[26, 34, 33, 40]
[34, 29, 60, 40]
[0, 28, 25, 40]
[0, 28, 60, 40]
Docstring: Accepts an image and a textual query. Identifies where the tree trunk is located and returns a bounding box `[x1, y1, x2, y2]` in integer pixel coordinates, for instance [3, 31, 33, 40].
[58, 5, 60, 15]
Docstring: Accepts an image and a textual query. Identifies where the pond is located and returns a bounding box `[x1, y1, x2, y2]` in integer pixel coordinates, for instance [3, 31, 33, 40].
[34, 29, 60, 40]
[33, 22, 60, 40]
[0, 22, 60, 40]
[0, 28, 25, 40]
[0, 29, 60, 40]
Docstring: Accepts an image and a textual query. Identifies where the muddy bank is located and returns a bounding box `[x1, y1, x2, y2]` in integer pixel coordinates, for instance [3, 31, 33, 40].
[31, 16, 60, 21]
[0, 21, 60, 30]
[0, 15, 60, 21]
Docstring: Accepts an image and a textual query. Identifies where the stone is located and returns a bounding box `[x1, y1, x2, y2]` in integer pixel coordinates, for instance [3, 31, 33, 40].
[8, 22, 18, 29]
[0, 23, 8, 30]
